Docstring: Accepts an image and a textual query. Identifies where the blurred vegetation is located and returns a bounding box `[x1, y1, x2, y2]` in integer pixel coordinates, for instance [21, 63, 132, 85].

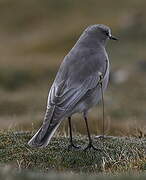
[0, 0, 146, 135]
[1, 168, 146, 180]
[0, 167, 146, 180]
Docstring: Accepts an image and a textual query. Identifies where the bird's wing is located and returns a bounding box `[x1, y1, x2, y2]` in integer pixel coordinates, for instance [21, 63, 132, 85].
[48, 71, 100, 112]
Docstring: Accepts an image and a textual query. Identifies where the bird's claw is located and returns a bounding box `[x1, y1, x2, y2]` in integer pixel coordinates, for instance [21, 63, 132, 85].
[84, 142, 101, 151]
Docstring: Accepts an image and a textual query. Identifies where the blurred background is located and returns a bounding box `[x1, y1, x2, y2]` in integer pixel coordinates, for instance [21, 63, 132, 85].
[0, 0, 146, 137]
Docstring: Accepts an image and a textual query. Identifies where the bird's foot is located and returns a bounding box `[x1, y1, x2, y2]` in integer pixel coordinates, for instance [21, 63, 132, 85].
[68, 142, 81, 150]
[84, 142, 101, 151]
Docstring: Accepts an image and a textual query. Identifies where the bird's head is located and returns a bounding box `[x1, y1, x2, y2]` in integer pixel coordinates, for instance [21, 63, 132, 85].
[85, 24, 118, 45]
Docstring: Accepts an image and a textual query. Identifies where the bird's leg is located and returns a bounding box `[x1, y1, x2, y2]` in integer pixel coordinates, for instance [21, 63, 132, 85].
[83, 114, 101, 151]
[68, 117, 80, 150]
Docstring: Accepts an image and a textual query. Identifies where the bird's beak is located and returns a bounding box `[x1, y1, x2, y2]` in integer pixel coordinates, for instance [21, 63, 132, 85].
[109, 35, 118, 40]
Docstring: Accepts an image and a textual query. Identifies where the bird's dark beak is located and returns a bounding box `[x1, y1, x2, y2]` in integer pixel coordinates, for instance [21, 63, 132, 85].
[109, 35, 118, 41]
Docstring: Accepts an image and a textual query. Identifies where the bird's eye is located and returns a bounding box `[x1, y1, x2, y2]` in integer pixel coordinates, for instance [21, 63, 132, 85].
[105, 32, 109, 36]
[103, 30, 109, 36]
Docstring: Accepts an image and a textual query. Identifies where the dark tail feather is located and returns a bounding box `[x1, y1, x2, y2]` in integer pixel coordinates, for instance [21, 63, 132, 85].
[28, 106, 61, 148]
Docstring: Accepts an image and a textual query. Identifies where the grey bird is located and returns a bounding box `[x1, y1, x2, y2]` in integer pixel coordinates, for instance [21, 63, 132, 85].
[28, 24, 117, 150]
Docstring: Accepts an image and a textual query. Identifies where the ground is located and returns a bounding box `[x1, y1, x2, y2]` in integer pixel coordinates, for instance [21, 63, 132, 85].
[0, 131, 145, 179]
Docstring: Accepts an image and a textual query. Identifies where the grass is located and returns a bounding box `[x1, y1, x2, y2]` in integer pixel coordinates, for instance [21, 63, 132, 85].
[0, 131, 145, 174]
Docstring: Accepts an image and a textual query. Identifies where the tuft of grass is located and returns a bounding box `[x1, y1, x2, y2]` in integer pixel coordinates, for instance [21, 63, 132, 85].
[0, 131, 145, 174]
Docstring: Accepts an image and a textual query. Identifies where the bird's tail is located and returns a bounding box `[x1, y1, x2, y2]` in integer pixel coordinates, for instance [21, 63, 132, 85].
[28, 106, 61, 148]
